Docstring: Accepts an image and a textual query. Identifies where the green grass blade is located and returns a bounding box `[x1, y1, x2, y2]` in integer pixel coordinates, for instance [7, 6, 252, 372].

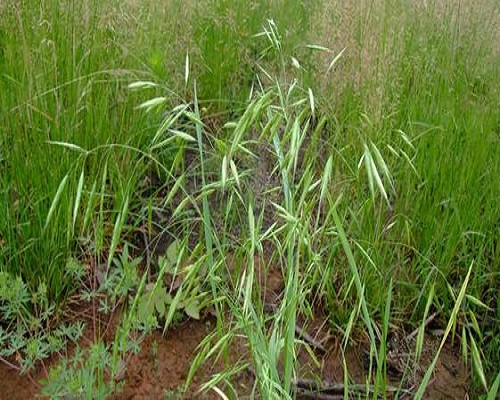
[332, 206, 378, 363]
[414, 261, 474, 400]
[44, 174, 69, 232]
[487, 369, 500, 400]
[72, 170, 85, 235]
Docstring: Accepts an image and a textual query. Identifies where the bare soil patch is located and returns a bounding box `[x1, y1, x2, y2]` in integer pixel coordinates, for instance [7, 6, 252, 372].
[0, 314, 470, 400]
[0, 263, 471, 399]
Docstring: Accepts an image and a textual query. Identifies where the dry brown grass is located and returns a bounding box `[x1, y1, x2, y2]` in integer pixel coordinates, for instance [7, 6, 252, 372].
[308, 1, 405, 120]
[309, 0, 500, 119]
[75, 0, 500, 119]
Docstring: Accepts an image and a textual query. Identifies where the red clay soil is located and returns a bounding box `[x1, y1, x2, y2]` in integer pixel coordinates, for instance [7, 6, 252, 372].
[0, 316, 470, 400]
[0, 316, 252, 400]
[0, 362, 40, 400]
[110, 319, 253, 400]
[0, 262, 471, 400]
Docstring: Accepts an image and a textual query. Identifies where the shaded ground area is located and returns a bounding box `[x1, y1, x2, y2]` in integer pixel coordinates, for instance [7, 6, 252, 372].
[111, 319, 253, 400]
[0, 308, 470, 400]
[120, 328, 467, 399]
[0, 362, 40, 400]
[294, 331, 470, 399]
[0, 258, 470, 400]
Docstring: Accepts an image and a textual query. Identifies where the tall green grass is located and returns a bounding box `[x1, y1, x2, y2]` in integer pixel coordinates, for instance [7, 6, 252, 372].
[1, 1, 144, 298]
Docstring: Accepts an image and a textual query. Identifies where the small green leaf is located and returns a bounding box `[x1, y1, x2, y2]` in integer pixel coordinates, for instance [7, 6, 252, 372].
[168, 129, 196, 142]
[461, 325, 468, 366]
[183, 298, 201, 320]
[127, 81, 158, 89]
[487, 368, 500, 400]
[466, 294, 492, 310]
[166, 240, 180, 267]
[155, 294, 166, 317]
[155, 291, 171, 317]
[184, 51, 190, 87]
[221, 155, 227, 188]
[470, 332, 487, 390]
[46, 141, 87, 154]
[72, 170, 84, 234]
[320, 155, 333, 203]
[137, 293, 154, 324]
[138, 97, 167, 112]
[230, 159, 240, 189]
[308, 88, 315, 117]
[305, 44, 330, 52]
[291, 57, 302, 70]
[327, 47, 347, 73]
[44, 174, 69, 231]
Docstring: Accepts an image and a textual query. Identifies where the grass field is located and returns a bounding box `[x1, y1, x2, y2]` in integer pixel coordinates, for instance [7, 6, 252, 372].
[1, 0, 500, 398]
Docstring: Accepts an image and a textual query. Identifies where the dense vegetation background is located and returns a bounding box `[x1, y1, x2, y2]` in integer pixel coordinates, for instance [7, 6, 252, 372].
[1, 0, 499, 398]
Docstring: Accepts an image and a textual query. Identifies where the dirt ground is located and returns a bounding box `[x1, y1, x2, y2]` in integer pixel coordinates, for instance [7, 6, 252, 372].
[0, 262, 471, 400]
[0, 299, 470, 400]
